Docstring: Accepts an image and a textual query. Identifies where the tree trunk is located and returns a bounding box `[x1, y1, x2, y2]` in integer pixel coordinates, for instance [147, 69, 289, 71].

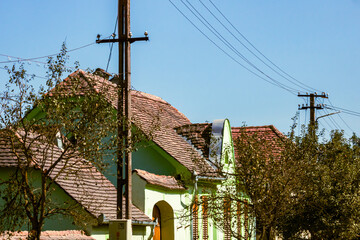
[257, 226, 272, 240]
[28, 225, 41, 240]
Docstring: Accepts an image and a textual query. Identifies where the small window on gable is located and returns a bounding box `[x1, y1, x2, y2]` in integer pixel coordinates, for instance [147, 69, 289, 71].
[224, 151, 229, 164]
[55, 132, 64, 150]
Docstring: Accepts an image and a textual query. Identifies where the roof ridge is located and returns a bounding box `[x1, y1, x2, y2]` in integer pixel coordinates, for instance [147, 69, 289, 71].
[131, 90, 168, 104]
[232, 125, 274, 130]
[131, 90, 191, 123]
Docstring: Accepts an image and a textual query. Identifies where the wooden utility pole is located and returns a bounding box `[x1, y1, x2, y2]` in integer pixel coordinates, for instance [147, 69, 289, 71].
[96, 0, 148, 220]
[298, 92, 328, 128]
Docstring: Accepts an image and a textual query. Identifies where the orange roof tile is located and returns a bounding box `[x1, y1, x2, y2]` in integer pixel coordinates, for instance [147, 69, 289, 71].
[0, 230, 94, 240]
[50, 70, 217, 176]
[134, 169, 186, 190]
[175, 123, 212, 159]
[231, 125, 285, 159]
[0, 130, 151, 222]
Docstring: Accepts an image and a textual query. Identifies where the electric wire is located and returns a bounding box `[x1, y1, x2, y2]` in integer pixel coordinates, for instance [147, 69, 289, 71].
[106, 16, 118, 72]
[180, 0, 299, 94]
[321, 116, 335, 132]
[324, 104, 360, 117]
[206, 0, 323, 94]
[323, 108, 342, 130]
[169, 0, 298, 96]
[0, 66, 47, 79]
[326, 99, 356, 134]
[199, 0, 318, 93]
[0, 36, 112, 65]
[0, 43, 94, 64]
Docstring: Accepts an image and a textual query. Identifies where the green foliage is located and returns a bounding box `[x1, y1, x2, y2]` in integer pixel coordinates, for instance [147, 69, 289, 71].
[280, 129, 360, 240]
[0, 44, 116, 239]
[204, 123, 360, 240]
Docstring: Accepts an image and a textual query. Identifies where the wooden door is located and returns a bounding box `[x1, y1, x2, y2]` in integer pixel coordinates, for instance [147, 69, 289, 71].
[153, 205, 161, 240]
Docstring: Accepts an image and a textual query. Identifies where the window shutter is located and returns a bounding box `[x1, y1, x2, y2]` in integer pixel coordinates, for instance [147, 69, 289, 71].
[193, 196, 199, 239]
[244, 200, 249, 240]
[237, 201, 242, 238]
[201, 196, 209, 240]
[224, 198, 231, 240]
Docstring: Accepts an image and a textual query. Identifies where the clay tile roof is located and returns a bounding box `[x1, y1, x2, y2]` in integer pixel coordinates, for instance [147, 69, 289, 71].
[231, 125, 285, 158]
[134, 169, 186, 190]
[51, 70, 217, 177]
[0, 230, 94, 240]
[175, 123, 212, 159]
[0, 130, 151, 223]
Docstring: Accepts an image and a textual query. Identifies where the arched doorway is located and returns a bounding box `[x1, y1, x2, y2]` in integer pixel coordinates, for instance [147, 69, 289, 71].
[152, 201, 174, 240]
[152, 205, 161, 240]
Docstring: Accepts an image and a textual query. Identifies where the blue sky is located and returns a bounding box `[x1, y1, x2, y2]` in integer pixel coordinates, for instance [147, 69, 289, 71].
[0, 0, 359, 138]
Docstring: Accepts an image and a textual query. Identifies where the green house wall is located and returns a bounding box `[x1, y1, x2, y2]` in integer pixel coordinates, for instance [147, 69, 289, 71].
[0, 167, 83, 232]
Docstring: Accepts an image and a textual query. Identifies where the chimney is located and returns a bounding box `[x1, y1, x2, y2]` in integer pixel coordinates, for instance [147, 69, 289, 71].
[94, 68, 112, 80]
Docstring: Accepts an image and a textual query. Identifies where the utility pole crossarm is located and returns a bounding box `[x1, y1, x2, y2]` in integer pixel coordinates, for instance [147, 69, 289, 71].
[96, 35, 149, 44]
[298, 104, 324, 110]
[298, 93, 328, 98]
[297, 92, 329, 127]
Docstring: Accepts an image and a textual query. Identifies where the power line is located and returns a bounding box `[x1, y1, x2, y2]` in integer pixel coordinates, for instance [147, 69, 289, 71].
[183, 0, 301, 94]
[181, 0, 300, 94]
[320, 116, 335, 132]
[0, 40, 100, 64]
[106, 16, 118, 72]
[169, 0, 298, 95]
[199, 0, 319, 93]
[326, 99, 356, 134]
[0, 66, 47, 79]
[206, 0, 323, 93]
[325, 105, 360, 117]
[323, 108, 342, 130]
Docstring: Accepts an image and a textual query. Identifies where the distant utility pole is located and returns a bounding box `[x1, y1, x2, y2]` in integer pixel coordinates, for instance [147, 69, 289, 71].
[96, 0, 148, 220]
[298, 92, 328, 126]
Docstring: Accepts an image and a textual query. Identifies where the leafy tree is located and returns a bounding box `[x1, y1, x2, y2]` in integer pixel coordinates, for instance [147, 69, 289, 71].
[280, 129, 360, 240]
[0, 44, 119, 240]
[203, 123, 360, 240]
[232, 127, 302, 240]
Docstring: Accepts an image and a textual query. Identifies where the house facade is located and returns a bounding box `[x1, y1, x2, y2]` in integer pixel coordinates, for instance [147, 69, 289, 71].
[0, 70, 257, 240]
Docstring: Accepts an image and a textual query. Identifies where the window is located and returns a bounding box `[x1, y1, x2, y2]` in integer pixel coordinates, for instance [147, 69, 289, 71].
[237, 201, 242, 238]
[224, 198, 231, 240]
[55, 131, 64, 150]
[244, 200, 249, 240]
[201, 196, 209, 240]
[193, 196, 199, 239]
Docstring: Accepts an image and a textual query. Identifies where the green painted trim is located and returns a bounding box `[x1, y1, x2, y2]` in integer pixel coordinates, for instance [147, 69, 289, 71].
[145, 184, 187, 194]
[147, 142, 192, 177]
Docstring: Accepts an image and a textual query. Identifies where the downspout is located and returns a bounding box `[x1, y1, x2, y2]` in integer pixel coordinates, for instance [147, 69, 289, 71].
[143, 222, 157, 240]
[196, 175, 226, 181]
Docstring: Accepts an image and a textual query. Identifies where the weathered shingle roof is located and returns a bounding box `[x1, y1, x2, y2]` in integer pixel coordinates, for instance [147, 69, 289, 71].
[231, 125, 285, 158]
[0, 130, 151, 223]
[51, 70, 217, 176]
[134, 169, 186, 190]
[175, 123, 212, 159]
[0, 230, 94, 240]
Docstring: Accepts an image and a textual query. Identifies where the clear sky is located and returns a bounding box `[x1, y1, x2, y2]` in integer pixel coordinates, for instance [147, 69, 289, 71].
[0, 0, 359, 138]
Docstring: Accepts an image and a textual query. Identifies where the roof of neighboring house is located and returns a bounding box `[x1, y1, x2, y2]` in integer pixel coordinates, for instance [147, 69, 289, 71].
[0, 230, 94, 240]
[50, 70, 217, 177]
[175, 123, 212, 159]
[231, 125, 285, 158]
[0, 130, 151, 223]
[133, 169, 186, 190]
